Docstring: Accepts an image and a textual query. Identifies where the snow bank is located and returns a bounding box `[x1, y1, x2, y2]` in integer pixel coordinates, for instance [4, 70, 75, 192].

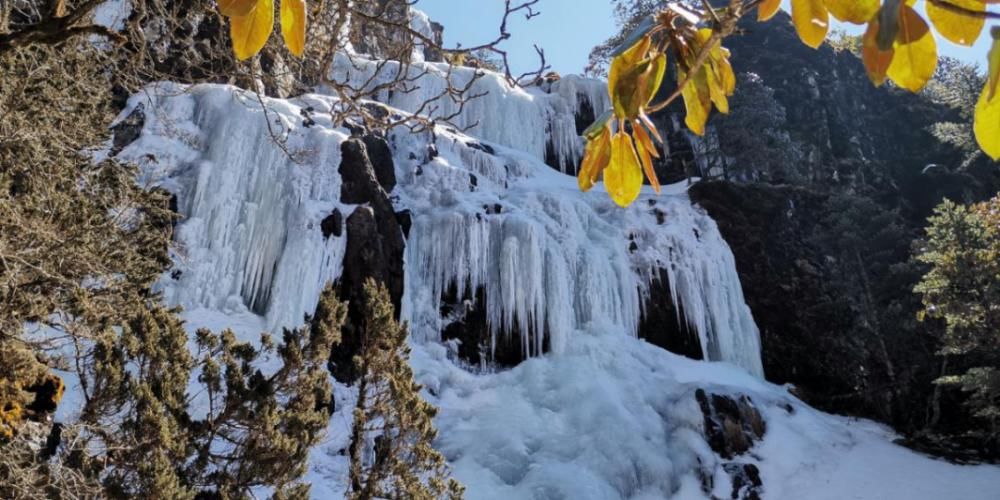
[411, 324, 1000, 500]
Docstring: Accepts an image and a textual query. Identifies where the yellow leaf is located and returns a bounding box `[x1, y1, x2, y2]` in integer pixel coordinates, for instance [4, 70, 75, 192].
[706, 63, 729, 114]
[632, 121, 660, 159]
[974, 81, 1000, 161]
[926, 0, 984, 47]
[680, 67, 711, 136]
[717, 56, 736, 95]
[579, 126, 612, 192]
[988, 27, 1000, 100]
[791, 0, 830, 49]
[633, 121, 661, 193]
[604, 132, 644, 207]
[862, 18, 894, 86]
[608, 36, 650, 91]
[758, 0, 782, 21]
[219, 0, 259, 17]
[640, 53, 668, 108]
[231, 0, 274, 61]
[639, 113, 663, 144]
[886, 4, 936, 92]
[280, 0, 307, 57]
[612, 59, 651, 118]
[825, 0, 878, 24]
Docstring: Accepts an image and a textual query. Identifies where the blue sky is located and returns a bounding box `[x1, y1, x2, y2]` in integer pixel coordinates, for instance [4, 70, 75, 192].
[416, 0, 994, 76]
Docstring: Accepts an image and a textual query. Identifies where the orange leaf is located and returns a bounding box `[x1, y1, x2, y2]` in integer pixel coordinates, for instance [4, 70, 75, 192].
[231, 0, 274, 61]
[219, 0, 259, 17]
[926, 0, 984, 46]
[791, 0, 830, 49]
[639, 113, 663, 144]
[604, 131, 644, 207]
[633, 121, 660, 159]
[862, 18, 894, 86]
[758, 0, 782, 21]
[579, 126, 613, 192]
[634, 131, 661, 194]
[886, 4, 937, 92]
[280, 0, 307, 57]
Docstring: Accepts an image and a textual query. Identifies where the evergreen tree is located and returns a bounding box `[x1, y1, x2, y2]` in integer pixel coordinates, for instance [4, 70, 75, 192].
[83, 285, 347, 499]
[349, 279, 464, 500]
[916, 197, 1000, 431]
[924, 58, 988, 171]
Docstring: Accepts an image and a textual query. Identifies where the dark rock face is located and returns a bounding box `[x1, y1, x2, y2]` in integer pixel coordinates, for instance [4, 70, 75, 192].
[638, 269, 704, 361]
[439, 286, 539, 369]
[320, 209, 344, 239]
[330, 138, 405, 383]
[695, 389, 766, 459]
[362, 134, 396, 192]
[724, 463, 763, 500]
[111, 103, 145, 156]
[688, 180, 1000, 460]
[695, 389, 767, 499]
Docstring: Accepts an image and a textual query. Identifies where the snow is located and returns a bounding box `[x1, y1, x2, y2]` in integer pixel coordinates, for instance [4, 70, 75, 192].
[412, 324, 1000, 500]
[103, 58, 1000, 498]
[326, 52, 608, 172]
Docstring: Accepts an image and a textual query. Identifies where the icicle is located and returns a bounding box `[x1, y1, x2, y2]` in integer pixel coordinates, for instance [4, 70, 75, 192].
[630, 196, 765, 378]
[117, 85, 350, 332]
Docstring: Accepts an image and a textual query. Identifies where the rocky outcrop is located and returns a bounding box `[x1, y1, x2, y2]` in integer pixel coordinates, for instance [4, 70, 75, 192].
[695, 389, 767, 500]
[696, 389, 766, 459]
[439, 286, 539, 369]
[330, 137, 405, 383]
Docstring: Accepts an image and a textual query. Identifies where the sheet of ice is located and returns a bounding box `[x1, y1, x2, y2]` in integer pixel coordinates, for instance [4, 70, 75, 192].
[116, 84, 350, 332]
[394, 121, 763, 375]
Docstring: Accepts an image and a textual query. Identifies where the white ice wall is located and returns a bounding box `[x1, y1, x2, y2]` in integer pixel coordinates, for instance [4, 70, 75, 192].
[117, 84, 350, 331]
[119, 70, 762, 377]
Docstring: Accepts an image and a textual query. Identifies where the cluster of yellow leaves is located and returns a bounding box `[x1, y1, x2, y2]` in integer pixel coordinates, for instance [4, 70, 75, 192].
[219, 0, 306, 61]
[779, 0, 999, 159]
[676, 29, 737, 137]
[578, 24, 736, 207]
[578, 35, 668, 207]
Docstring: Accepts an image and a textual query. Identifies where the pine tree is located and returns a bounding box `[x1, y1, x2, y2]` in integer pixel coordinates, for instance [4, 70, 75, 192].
[916, 197, 1000, 431]
[349, 279, 464, 500]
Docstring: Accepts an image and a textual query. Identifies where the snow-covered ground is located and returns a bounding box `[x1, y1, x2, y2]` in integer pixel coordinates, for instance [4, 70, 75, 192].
[105, 59, 1000, 498]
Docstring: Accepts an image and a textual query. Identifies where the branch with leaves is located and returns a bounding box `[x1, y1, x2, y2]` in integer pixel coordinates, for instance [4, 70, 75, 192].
[217, 0, 549, 133]
[579, 0, 1000, 207]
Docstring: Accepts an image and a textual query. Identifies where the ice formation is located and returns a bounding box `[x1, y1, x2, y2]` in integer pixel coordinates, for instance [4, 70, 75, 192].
[108, 62, 1000, 499]
[117, 84, 350, 331]
[327, 52, 608, 172]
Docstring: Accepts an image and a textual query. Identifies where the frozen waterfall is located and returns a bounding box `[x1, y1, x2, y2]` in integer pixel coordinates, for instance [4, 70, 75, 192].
[116, 84, 350, 331]
[116, 75, 763, 377]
